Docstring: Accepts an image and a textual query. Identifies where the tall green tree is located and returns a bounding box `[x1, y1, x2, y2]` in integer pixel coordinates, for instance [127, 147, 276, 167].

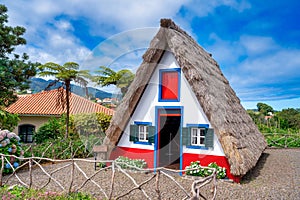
[0, 4, 38, 107]
[93, 66, 134, 96]
[257, 102, 274, 116]
[38, 62, 90, 138]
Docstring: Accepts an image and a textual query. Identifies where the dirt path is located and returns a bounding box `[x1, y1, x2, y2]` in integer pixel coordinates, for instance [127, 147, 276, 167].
[216, 148, 300, 200]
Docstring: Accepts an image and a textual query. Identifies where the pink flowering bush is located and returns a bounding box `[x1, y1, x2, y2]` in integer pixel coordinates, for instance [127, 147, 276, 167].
[0, 129, 24, 174]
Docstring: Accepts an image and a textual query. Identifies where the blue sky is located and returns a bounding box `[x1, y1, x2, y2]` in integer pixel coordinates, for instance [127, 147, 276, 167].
[3, 0, 300, 110]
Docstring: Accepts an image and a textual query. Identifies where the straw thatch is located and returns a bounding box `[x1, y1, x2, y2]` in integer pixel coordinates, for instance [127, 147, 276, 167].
[103, 19, 267, 176]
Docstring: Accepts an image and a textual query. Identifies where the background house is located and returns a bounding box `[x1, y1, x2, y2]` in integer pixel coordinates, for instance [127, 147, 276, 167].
[6, 89, 114, 143]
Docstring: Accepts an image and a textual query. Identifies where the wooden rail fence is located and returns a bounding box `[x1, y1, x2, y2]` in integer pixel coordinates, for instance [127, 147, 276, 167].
[0, 153, 217, 200]
[263, 133, 300, 148]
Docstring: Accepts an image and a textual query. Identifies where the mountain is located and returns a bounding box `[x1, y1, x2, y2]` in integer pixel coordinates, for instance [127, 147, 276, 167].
[29, 78, 113, 99]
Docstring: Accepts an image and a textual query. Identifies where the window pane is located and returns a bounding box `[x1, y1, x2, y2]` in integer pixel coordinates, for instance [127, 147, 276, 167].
[192, 129, 197, 136]
[200, 129, 205, 136]
[192, 137, 197, 144]
[139, 126, 143, 132]
[139, 133, 144, 140]
[200, 138, 205, 144]
[27, 135, 33, 143]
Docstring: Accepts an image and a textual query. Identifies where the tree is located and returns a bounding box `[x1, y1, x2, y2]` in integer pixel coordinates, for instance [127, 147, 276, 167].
[0, 4, 38, 107]
[257, 102, 274, 116]
[93, 66, 134, 96]
[38, 62, 90, 138]
[0, 109, 19, 131]
[276, 108, 300, 130]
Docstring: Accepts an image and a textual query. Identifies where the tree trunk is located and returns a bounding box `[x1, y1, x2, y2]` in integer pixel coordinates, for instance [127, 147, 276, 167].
[65, 80, 71, 138]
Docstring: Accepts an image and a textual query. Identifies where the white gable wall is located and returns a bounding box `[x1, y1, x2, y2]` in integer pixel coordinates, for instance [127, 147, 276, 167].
[117, 51, 225, 156]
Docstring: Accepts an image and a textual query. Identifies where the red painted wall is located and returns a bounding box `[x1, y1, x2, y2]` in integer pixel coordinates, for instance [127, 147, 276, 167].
[109, 147, 240, 182]
[183, 153, 240, 182]
[110, 146, 155, 168]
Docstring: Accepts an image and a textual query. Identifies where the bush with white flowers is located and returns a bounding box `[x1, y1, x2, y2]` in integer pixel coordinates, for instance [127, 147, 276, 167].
[185, 161, 226, 179]
[0, 129, 24, 174]
[115, 156, 147, 170]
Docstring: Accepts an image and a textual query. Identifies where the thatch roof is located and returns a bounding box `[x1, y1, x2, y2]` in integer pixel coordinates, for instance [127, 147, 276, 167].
[104, 19, 266, 176]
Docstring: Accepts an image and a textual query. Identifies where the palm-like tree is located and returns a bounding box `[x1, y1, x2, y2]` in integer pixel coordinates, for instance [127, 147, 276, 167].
[93, 66, 134, 96]
[38, 62, 90, 138]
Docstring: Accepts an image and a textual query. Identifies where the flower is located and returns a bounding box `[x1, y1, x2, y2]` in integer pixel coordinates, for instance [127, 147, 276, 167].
[12, 148, 17, 154]
[1, 141, 7, 147]
[8, 147, 12, 153]
[5, 163, 11, 169]
[7, 133, 14, 139]
[10, 157, 15, 163]
[13, 162, 19, 168]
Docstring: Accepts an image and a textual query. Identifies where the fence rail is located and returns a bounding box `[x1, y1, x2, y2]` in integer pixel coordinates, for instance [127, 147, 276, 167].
[0, 153, 217, 200]
[263, 133, 300, 148]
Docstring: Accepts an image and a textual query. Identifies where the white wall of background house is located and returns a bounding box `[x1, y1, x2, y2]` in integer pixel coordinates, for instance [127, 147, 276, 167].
[117, 51, 225, 156]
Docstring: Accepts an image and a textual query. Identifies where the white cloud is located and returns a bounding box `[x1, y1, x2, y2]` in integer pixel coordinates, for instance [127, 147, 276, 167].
[239, 35, 278, 55]
[5, 0, 298, 103]
[2, 0, 251, 68]
[82, 27, 158, 73]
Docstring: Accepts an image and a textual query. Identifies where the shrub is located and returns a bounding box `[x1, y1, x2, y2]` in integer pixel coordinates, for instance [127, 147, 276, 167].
[24, 132, 105, 160]
[35, 118, 62, 144]
[74, 113, 103, 136]
[0, 184, 95, 200]
[0, 129, 24, 174]
[73, 112, 112, 152]
[115, 156, 147, 170]
[96, 112, 112, 133]
[185, 161, 226, 179]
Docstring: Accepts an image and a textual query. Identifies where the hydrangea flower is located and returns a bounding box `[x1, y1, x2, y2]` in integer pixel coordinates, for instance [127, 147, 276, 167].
[13, 162, 19, 168]
[5, 163, 11, 169]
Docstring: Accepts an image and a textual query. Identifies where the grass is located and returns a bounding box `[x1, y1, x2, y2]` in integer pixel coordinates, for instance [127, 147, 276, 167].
[0, 185, 95, 200]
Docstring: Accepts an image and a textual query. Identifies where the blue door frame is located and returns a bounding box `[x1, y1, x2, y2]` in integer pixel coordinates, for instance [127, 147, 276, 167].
[154, 106, 183, 173]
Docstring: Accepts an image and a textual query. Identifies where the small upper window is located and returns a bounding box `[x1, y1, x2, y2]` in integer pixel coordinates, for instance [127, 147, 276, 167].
[191, 128, 205, 146]
[138, 125, 149, 142]
[159, 69, 180, 102]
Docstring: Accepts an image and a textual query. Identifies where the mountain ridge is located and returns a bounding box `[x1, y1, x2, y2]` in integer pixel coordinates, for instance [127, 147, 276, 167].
[29, 78, 113, 99]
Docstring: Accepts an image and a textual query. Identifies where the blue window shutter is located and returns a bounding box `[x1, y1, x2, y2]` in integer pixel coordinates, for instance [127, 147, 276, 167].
[129, 124, 138, 142]
[182, 127, 191, 146]
[205, 128, 214, 148]
[148, 126, 155, 144]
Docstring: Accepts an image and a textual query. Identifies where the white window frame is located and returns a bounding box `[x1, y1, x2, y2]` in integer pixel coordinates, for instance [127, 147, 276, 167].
[191, 128, 205, 146]
[138, 125, 149, 142]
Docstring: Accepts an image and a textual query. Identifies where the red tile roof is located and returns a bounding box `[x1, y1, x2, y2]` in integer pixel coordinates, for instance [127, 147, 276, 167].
[6, 89, 114, 116]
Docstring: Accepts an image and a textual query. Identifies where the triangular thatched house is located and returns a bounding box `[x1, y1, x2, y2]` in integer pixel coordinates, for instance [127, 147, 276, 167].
[103, 19, 266, 182]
